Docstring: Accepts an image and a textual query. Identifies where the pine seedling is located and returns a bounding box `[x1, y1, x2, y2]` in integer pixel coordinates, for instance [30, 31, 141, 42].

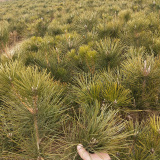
[125, 46, 147, 59]
[122, 12, 153, 47]
[16, 36, 74, 83]
[72, 12, 98, 35]
[100, 70, 132, 108]
[151, 37, 160, 56]
[71, 72, 102, 105]
[118, 9, 132, 22]
[10, 19, 27, 39]
[0, 61, 66, 159]
[20, 36, 44, 52]
[95, 38, 125, 69]
[58, 101, 131, 160]
[47, 19, 65, 36]
[97, 20, 122, 39]
[121, 55, 160, 109]
[0, 21, 9, 49]
[56, 33, 84, 54]
[147, 12, 160, 32]
[71, 71, 132, 108]
[33, 18, 49, 37]
[78, 45, 97, 74]
[102, 81, 132, 108]
[124, 115, 160, 160]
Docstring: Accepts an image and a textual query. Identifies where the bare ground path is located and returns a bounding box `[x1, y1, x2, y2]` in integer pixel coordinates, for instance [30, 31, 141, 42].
[1, 40, 26, 59]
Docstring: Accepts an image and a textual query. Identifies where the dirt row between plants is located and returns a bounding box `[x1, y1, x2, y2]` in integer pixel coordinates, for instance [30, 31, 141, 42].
[1, 40, 25, 59]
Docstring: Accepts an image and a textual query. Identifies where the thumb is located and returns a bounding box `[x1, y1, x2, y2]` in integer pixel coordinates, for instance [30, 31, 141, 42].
[77, 144, 91, 160]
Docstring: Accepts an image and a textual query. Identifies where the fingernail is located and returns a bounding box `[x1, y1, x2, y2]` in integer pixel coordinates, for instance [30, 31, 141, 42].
[77, 144, 83, 150]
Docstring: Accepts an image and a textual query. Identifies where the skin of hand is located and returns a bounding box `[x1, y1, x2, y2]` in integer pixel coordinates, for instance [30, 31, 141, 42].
[77, 144, 111, 160]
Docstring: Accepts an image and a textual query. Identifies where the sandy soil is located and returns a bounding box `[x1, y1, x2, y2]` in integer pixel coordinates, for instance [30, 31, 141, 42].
[1, 40, 25, 59]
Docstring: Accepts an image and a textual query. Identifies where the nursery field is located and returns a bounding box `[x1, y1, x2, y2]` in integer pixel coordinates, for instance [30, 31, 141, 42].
[1, 0, 160, 159]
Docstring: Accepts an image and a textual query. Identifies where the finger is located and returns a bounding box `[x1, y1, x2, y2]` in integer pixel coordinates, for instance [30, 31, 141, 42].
[97, 153, 111, 160]
[90, 153, 111, 160]
[77, 144, 91, 160]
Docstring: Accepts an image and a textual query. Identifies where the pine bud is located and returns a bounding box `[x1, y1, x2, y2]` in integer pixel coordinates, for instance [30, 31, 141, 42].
[90, 137, 98, 144]
[151, 148, 155, 154]
[114, 99, 117, 104]
[7, 133, 13, 137]
[9, 76, 12, 81]
[32, 86, 38, 92]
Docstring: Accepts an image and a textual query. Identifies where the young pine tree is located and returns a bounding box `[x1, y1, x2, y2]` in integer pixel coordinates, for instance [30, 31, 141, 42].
[0, 61, 66, 159]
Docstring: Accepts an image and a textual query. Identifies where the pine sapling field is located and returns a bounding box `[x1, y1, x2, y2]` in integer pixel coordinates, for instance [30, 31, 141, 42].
[1, 0, 160, 159]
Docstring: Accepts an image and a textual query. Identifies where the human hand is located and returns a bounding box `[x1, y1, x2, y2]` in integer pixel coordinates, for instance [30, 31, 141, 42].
[77, 144, 111, 160]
